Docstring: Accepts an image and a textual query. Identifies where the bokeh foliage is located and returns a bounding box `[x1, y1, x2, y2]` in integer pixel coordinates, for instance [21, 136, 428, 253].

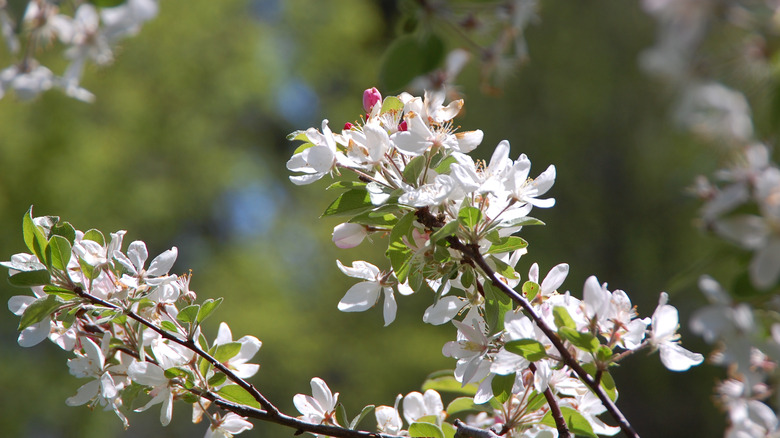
[0, 0, 734, 436]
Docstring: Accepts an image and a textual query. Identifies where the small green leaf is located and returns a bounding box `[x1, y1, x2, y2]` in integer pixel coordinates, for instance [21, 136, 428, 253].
[286, 130, 308, 142]
[582, 364, 618, 401]
[322, 189, 373, 217]
[326, 181, 367, 191]
[409, 422, 445, 438]
[430, 220, 459, 243]
[402, 155, 428, 184]
[46, 235, 72, 271]
[500, 216, 546, 228]
[442, 421, 456, 438]
[82, 229, 106, 246]
[552, 306, 576, 330]
[51, 221, 76, 245]
[489, 256, 519, 282]
[541, 406, 597, 438]
[176, 305, 200, 324]
[504, 339, 547, 362]
[596, 345, 614, 362]
[208, 373, 227, 388]
[380, 96, 404, 114]
[78, 257, 98, 281]
[486, 236, 528, 255]
[216, 385, 262, 409]
[458, 206, 482, 229]
[160, 320, 179, 333]
[523, 281, 540, 301]
[460, 266, 474, 289]
[559, 327, 600, 353]
[18, 294, 63, 330]
[23, 208, 48, 266]
[446, 397, 483, 416]
[8, 269, 50, 287]
[386, 211, 416, 283]
[482, 281, 512, 333]
[213, 342, 242, 363]
[44, 285, 78, 299]
[349, 210, 399, 227]
[350, 405, 375, 430]
[422, 371, 478, 396]
[164, 367, 192, 380]
[335, 403, 349, 429]
[434, 156, 458, 174]
[88, 0, 126, 7]
[197, 297, 223, 324]
[491, 373, 515, 404]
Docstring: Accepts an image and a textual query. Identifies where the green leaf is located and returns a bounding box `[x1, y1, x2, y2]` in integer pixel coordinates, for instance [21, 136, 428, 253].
[176, 305, 201, 324]
[326, 181, 367, 191]
[82, 229, 106, 247]
[51, 221, 76, 245]
[422, 371, 478, 396]
[523, 281, 540, 301]
[379, 33, 446, 93]
[88, 0, 126, 7]
[322, 189, 373, 217]
[558, 327, 600, 353]
[442, 421, 456, 438]
[482, 281, 512, 333]
[78, 257, 98, 281]
[386, 211, 416, 282]
[486, 236, 528, 255]
[197, 297, 223, 324]
[23, 208, 48, 266]
[504, 339, 547, 362]
[491, 373, 515, 404]
[430, 220, 459, 243]
[582, 364, 618, 401]
[552, 306, 576, 330]
[286, 130, 308, 142]
[335, 403, 349, 429]
[380, 95, 404, 114]
[409, 422, 445, 438]
[46, 235, 72, 271]
[490, 256, 519, 282]
[160, 320, 179, 333]
[213, 342, 242, 363]
[541, 406, 597, 438]
[434, 155, 458, 174]
[350, 210, 399, 227]
[18, 294, 63, 330]
[458, 206, 482, 229]
[446, 397, 483, 416]
[208, 373, 227, 388]
[500, 216, 546, 228]
[8, 269, 51, 287]
[350, 405, 375, 430]
[402, 155, 428, 184]
[596, 345, 614, 362]
[164, 367, 193, 381]
[44, 285, 78, 299]
[216, 385, 262, 409]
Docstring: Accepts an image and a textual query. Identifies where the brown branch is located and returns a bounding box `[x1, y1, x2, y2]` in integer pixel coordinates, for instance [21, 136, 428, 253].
[529, 363, 570, 438]
[453, 419, 500, 438]
[415, 208, 639, 438]
[72, 286, 279, 416]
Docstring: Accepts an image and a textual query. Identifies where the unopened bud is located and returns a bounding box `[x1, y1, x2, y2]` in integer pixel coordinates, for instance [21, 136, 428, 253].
[344, 122, 355, 130]
[332, 223, 368, 249]
[363, 87, 382, 113]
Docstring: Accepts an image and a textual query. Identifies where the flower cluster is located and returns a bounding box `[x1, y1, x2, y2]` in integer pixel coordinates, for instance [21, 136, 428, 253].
[4, 209, 258, 436]
[288, 88, 703, 437]
[0, 0, 158, 102]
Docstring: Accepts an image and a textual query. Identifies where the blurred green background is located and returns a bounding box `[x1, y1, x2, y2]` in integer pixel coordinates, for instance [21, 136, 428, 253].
[0, 0, 737, 436]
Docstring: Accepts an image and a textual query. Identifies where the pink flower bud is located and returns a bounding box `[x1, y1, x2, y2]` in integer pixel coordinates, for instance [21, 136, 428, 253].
[344, 122, 355, 130]
[332, 223, 368, 249]
[363, 87, 382, 113]
[398, 120, 408, 132]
